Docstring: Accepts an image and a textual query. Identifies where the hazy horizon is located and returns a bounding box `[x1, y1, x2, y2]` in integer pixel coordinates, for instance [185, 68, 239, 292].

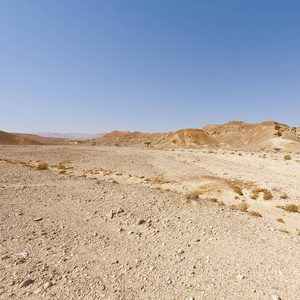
[1, 1, 300, 133]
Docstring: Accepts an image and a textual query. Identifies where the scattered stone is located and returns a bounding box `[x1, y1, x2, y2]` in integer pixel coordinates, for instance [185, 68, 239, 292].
[137, 219, 145, 225]
[166, 276, 172, 284]
[117, 208, 124, 214]
[236, 275, 245, 280]
[178, 249, 184, 254]
[20, 279, 34, 287]
[16, 252, 28, 258]
[106, 210, 115, 219]
[44, 281, 52, 289]
[33, 217, 43, 222]
[128, 231, 133, 235]
[1, 254, 10, 261]
[271, 295, 281, 300]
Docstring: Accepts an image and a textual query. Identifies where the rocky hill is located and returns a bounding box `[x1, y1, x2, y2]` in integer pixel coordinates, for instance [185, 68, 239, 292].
[203, 121, 300, 149]
[95, 121, 300, 149]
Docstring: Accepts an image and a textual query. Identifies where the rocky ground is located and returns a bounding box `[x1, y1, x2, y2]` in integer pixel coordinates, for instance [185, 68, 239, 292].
[0, 145, 299, 299]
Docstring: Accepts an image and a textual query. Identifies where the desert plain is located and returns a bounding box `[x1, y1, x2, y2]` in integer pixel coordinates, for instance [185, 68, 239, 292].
[0, 142, 300, 299]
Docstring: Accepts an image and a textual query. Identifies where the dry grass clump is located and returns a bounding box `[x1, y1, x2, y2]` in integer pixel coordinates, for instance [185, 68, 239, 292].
[248, 211, 262, 217]
[189, 189, 201, 198]
[277, 204, 299, 213]
[278, 229, 290, 234]
[276, 218, 285, 223]
[280, 193, 288, 199]
[230, 202, 249, 212]
[57, 164, 74, 170]
[36, 163, 49, 170]
[233, 186, 243, 196]
[59, 170, 67, 174]
[152, 176, 170, 184]
[251, 188, 273, 200]
[208, 198, 218, 203]
[283, 155, 291, 160]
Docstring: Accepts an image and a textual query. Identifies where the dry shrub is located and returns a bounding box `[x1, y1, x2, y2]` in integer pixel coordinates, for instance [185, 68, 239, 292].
[278, 229, 289, 234]
[233, 186, 243, 196]
[208, 198, 218, 203]
[251, 188, 273, 200]
[230, 202, 249, 212]
[280, 193, 288, 199]
[277, 204, 299, 213]
[276, 218, 285, 223]
[189, 189, 201, 198]
[249, 211, 262, 217]
[36, 163, 49, 170]
[59, 170, 67, 174]
[284, 155, 291, 160]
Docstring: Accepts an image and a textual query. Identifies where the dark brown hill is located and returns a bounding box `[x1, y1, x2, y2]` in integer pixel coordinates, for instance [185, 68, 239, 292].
[14, 133, 72, 145]
[0, 131, 42, 145]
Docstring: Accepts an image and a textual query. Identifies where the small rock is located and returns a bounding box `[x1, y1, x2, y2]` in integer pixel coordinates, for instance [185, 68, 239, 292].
[16, 252, 28, 258]
[1, 254, 10, 261]
[178, 249, 184, 254]
[271, 295, 281, 300]
[137, 219, 145, 225]
[34, 288, 42, 294]
[236, 275, 245, 280]
[117, 208, 124, 214]
[20, 279, 34, 287]
[128, 231, 133, 235]
[44, 281, 52, 289]
[33, 217, 43, 222]
[106, 210, 115, 219]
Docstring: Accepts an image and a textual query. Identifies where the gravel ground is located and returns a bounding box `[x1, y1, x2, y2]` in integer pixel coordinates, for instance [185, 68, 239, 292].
[0, 145, 299, 299]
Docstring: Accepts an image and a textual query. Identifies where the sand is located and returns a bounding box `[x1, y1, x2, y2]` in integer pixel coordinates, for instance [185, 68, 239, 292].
[0, 145, 299, 299]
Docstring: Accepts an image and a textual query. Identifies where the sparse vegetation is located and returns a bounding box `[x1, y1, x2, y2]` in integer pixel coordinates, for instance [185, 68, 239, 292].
[208, 198, 218, 203]
[276, 218, 285, 223]
[284, 155, 291, 160]
[277, 204, 299, 213]
[36, 163, 49, 170]
[251, 188, 273, 200]
[189, 189, 201, 198]
[280, 193, 288, 199]
[230, 202, 250, 212]
[248, 211, 262, 217]
[278, 229, 290, 234]
[233, 186, 243, 196]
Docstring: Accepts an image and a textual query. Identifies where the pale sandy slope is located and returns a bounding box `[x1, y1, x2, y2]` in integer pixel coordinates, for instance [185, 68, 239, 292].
[0, 145, 300, 299]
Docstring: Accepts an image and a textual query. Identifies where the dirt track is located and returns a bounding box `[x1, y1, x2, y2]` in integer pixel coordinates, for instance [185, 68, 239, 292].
[0, 145, 300, 299]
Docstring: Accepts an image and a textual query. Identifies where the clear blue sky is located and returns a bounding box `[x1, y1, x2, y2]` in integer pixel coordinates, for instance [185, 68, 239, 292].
[1, 1, 300, 133]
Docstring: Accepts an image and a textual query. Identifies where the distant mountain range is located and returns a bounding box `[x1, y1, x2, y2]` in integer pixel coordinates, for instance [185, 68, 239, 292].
[32, 132, 106, 140]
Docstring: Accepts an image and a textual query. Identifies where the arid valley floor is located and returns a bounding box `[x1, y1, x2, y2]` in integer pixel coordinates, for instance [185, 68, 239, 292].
[1, 145, 300, 299]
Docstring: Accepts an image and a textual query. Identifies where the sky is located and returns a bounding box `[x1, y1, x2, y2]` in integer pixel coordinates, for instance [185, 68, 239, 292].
[1, 0, 300, 133]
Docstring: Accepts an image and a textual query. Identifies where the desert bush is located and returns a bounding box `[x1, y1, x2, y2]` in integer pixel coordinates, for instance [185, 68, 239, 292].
[233, 186, 243, 196]
[248, 211, 262, 217]
[36, 163, 49, 170]
[230, 202, 249, 212]
[251, 188, 273, 200]
[276, 218, 285, 223]
[280, 193, 288, 199]
[277, 204, 299, 213]
[208, 198, 218, 203]
[59, 170, 67, 174]
[189, 189, 201, 198]
[278, 229, 289, 234]
[284, 155, 291, 160]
